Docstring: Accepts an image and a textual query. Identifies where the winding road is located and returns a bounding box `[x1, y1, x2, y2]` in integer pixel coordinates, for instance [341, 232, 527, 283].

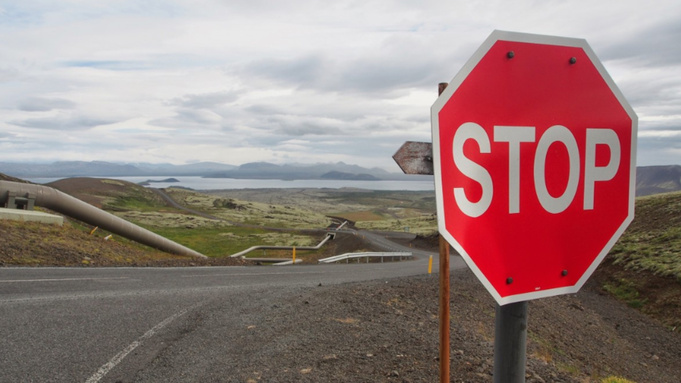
[1, 233, 465, 382]
[1, 187, 465, 381]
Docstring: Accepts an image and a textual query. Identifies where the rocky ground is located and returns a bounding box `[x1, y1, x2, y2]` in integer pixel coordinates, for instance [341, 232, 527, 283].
[226, 268, 681, 383]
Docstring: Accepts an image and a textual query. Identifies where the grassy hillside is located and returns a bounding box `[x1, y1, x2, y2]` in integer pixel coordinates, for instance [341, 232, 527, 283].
[45, 179, 337, 258]
[596, 191, 681, 332]
[609, 191, 681, 281]
[0, 218, 241, 266]
[47, 177, 168, 211]
[208, 188, 439, 235]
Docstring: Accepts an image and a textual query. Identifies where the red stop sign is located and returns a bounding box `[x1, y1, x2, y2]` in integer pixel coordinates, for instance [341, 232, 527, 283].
[432, 31, 637, 305]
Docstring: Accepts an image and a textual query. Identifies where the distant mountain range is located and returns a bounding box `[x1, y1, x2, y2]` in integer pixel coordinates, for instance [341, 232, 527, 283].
[1, 161, 679, 195]
[203, 162, 390, 180]
[0, 161, 237, 178]
[0, 160, 423, 181]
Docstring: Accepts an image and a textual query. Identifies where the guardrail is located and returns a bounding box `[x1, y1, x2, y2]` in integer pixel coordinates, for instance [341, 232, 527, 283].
[230, 233, 335, 258]
[229, 222, 346, 258]
[318, 251, 413, 264]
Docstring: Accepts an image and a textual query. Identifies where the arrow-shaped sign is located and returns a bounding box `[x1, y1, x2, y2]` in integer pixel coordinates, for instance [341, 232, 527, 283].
[392, 141, 433, 175]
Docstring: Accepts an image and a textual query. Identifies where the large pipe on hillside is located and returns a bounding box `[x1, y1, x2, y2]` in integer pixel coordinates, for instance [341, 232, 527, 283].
[0, 181, 207, 258]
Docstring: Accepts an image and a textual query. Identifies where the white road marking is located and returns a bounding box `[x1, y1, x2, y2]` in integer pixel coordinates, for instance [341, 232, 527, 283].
[178, 266, 422, 278]
[0, 277, 129, 283]
[84, 302, 202, 383]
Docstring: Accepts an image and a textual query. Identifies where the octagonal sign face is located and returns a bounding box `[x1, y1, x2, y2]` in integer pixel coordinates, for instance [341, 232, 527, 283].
[432, 31, 637, 305]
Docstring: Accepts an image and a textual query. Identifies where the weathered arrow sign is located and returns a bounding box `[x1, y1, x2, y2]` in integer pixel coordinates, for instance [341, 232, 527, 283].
[392, 141, 433, 175]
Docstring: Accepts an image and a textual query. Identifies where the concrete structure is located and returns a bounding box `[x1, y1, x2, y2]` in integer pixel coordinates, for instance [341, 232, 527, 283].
[0, 207, 64, 225]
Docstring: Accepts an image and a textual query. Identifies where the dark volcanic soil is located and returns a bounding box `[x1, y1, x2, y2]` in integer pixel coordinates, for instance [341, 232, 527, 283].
[226, 269, 681, 383]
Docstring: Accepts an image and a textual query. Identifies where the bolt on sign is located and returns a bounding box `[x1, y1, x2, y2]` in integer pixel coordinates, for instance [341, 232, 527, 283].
[432, 30, 638, 305]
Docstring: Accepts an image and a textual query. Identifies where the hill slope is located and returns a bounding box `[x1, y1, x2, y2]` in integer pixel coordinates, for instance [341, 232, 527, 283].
[636, 165, 681, 196]
[594, 191, 681, 332]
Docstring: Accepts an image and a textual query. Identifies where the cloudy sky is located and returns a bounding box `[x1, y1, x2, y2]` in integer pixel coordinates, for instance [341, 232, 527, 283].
[1, 0, 680, 172]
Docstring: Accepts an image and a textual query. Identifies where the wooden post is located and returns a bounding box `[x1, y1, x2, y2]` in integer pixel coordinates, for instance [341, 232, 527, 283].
[439, 235, 450, 382]
[392, 81, 450, 382]
[437, 81, 450, 383]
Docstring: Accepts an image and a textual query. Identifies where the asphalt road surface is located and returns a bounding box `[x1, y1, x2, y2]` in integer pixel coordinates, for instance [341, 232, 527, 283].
[1, 242, 465, 382]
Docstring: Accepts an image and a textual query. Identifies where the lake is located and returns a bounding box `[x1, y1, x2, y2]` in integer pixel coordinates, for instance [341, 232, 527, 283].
[26, 176, 435, 191]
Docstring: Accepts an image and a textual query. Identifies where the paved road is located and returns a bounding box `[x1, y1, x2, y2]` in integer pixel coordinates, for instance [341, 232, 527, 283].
[1, 244, 465, 382]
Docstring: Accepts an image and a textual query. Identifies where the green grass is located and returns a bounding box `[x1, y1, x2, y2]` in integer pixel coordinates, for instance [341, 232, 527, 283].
[599, 191, 681, 332]
[102, 182, 168, 212]
[602, 278, 648, 309]
[132, 188, 440, 258]
[166, 188, 331, 229]
[355, 215, 437, 235]
[151, 226, 260, 257]
[151, 226, 268, 257]
[601, 377, 636, 383]
[146, 225, 320, 257]
[608, 191, 681, 281]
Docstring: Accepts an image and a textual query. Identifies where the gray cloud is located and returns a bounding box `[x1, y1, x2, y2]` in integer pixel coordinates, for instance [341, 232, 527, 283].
[245, 104, 285, 116]
[170, 91, 241, 109]
[18, 97, 76, 112]
[268, 115, 338, 136]
[239, 33, 454, 96]
[10, 115, 118, 130]
[243, 54, 443, 96]
[149, 109, 222, 129]
[60, 60, 152, 70]
[636, 134, 681, 166]
[601, 19, 681, 67]
[245, 55, 326, 89]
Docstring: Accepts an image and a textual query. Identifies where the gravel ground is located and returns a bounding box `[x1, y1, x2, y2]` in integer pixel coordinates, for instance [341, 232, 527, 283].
[209, 267, 681, 383]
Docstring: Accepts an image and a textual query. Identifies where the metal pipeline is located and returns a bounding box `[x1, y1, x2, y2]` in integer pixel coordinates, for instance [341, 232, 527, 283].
[0, 181, 206, 258]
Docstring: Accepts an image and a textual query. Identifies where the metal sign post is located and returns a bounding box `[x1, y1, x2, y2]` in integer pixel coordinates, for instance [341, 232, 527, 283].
[493, 301, 528, 383]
